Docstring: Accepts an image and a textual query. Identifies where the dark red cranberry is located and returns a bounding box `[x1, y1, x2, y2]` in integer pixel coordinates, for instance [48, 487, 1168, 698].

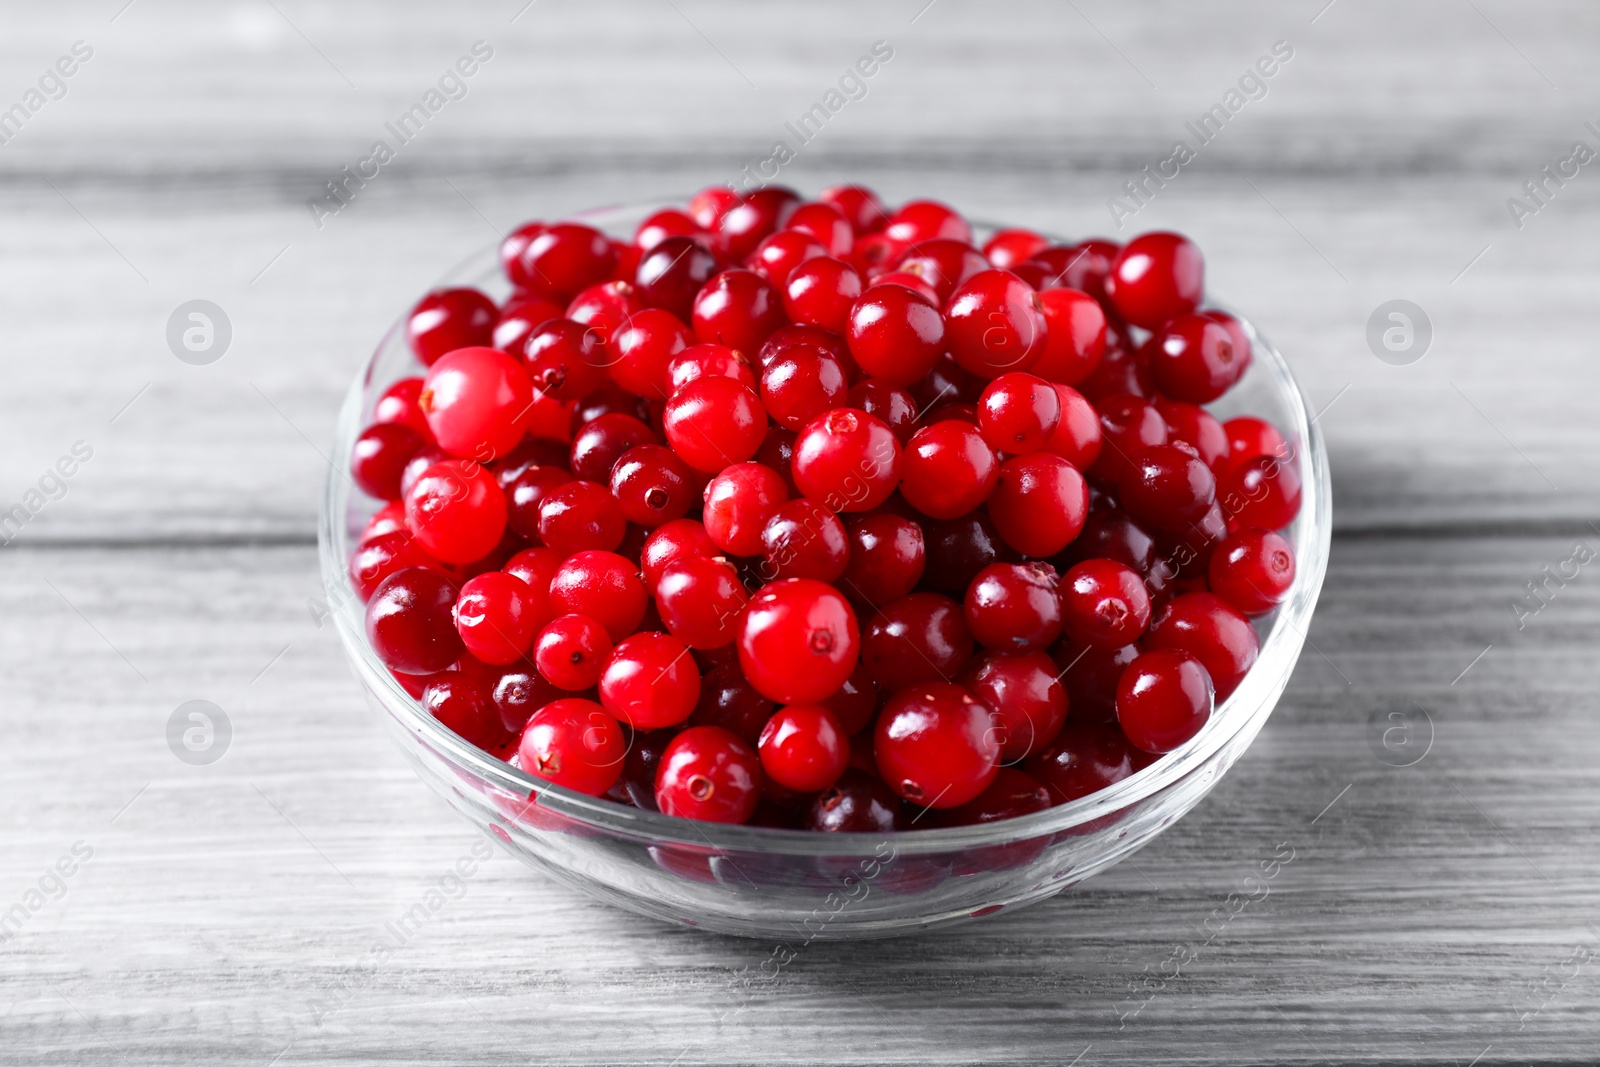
[1059, 559, 1152, 649]
[503, 465, 572, 541]
[860, 592, 973, 691]
[1147, 312, 1247, 403]
[920, 512, 1011, 595]
[1217, 453, 1303, 531]
[895, 238, 989, 304]
[964, 562, 1063, 653]
[537, 480, 625, 554]
[690, 662, 777, 745]
[609, 444, 694, 528]
[804, 769, 903, 832]
[634, 235, 720, 322]
[819, 183, 888, 235]
[351, 422, 425, 500]
[568, 412, 656, 484]
[1155, 398, 1229, 469]
[367, 567, 463, 675]
[516, 223, 618, 301]
[987, 453, 1089, 559]
[422, 671, 505, 750]
[1089, 393, 1168, 485]
[490, 666, 564, 735]
[407, 288, 496, 367]
[716, 186, 800, 261]
[1057, 510, 1157, 577]
[691, 269, 787, 355]
[348, 531, 435, 603]
[1119, 444, 1218, 532]
[821, 662, 877, 736]
[639, 518, 718, 591]
[962, 651, 1069, 762]
[566, 280, 644, 346]
[1116, 648, 1213, 753]
[1024, 719, 1135, 803]
[1145, 591, 1259, 700]
[634, 208, 703, 251]
[977, 372, 1060, 455]
[620, 728, 678, 810]
[761, 498, 849, 583]
[759, 343, 848, 431]
[840, 510, 925, 606]
[846, 379, 918, 443]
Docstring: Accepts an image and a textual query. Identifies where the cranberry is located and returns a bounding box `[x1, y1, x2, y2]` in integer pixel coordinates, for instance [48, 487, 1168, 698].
[500, 221, 546, 286]
[568, 412, 656, 483]
[421, 671, 504, 750]
[533, 614, 612, 690]
[1041, 384, 1103, 470]
[1217, 453, 1303, 531]
[490, 666, 563, 735]
[757, 322, 849, 371]
[977, 372, 1060, 455]
[502, 546, 563, 605]
[755, 343, 846, 432]
[785, 200, 853, 254]
[418, 347, 534, 463]
[869, 269, 941, 305]
[738, 578, 860, 704]
[944, 270, 1046, 379]
[761, 498, 849, 583]
[634, 208, 702, 251]
[804, 769, 902, 832]
[1053, 639, 1138, 724]
[758, 704, 849, 792]
[494, 295, 568, 360]
[983, 229, 1050, 270]
[747, 229, 827, 287]
[964, 562, 1063, 652]
[1090, 393, 1168, 485]
[1104, 231, 1204, 329]
[655, 555, 750, 650]
[504, 465, 572, 541]
[840, 510, 925, 606]
[1116, 648, 1213, 753]
[717, 186, 800, 260]
[1059, 559, 1152, 649]
[884, 199, 972, 245]
[1079, 342, 1154, 402]
[846, 284, 945, 385]
[1032, 287, 1107, 385]
[351, 422, 425, 500]
[520, 698, 627, 796]
[1221, 416, 1288, 476]
[899, 420, 998, 520]
[609, 444, 694, 527]
[634, 235, 720, 322]
[1046, 239, 1120, 299]
[537, 480, 625, 553]
[702, 462, 788, 557]
[566, 280, 643, 346]
[987, 453, 1089, 559]
[874, 682, 999, 808]
[920, 513, 1010, 596]
[1209, 528, 1296, 615]
[405, 460, 507, 565]
[782, 256, 862, 335]
[1152, 502, 1228, 581]
[1059, 510, 1156, 577]
[1119, 444, 1217, 531]
[639, 518, 718, 591]
[845, 380, 917, 443]
[1024, 719, 1135, 803]
[860, 592, 973, 691]
[691, 268, 787, 354]
[367, 566, 463, 675]
[819, 183, 888, 235]
[821, 661, 877, 736]
[655, 725, 762, 823]
[961, 651, 1068, 762]
[790, 408, 902, 513]
[1155, 399, 1229, 469]
[598, 631, 700, 730]
[896, 239, 990, 304]
[359, 500, 407, 542]
[1148, 312, 1246, 403]
[666, 343, 757, 392]
[547, 550, 646, 641]
[452, 571, 538, 665]
[406, 288, 497, 366]
[689, 185, 742, 230]
[690, 662, 776, 744]
[1146, 591, 1259, 699]
[517, 223, 617, 301]
[373, 377, 434, 442]
[348, 530, 434, 602]
[607, 308, 691, 399]
[662, 375, 767, 473]
[523, 319, 607, 402]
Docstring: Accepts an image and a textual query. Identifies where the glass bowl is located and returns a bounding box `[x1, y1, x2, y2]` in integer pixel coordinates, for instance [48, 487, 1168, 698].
[318, 201, 1331, 940]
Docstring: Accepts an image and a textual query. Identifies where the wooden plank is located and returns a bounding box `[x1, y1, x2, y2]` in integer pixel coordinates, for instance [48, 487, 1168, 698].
[1, 536, 1595, 1064]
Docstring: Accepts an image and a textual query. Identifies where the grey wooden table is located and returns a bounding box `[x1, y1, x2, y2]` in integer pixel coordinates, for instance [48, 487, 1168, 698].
[3, 1, 1598, 1063]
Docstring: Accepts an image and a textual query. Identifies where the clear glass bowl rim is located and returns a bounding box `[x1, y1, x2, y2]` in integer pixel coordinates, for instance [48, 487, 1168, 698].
[318, 199, 1333, 858]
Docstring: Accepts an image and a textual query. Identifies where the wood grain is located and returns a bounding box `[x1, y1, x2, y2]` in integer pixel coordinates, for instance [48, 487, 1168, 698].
[3, 0, 1599, 1062]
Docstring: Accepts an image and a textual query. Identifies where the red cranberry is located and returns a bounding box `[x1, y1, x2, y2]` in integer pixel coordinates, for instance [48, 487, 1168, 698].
[987, 453, 1089, 559]
[717, 186, 800, 260]
[348, 531, 434, 602]
[373, 377, 434, 441]
[690, 662, 776, 745]
[1146, 591, 1259, 699]
[1155, 398, 1229, 469]
[737, 578, 860, 704]
[533, 613, 612, 690]
[666, 342, 757, 392]
[520, 698, 627, 796]
[791, 408, 902, 514]
[503, 545, 563, 600]
[606, 308, 690, 399]
[351, 422, 425, 500]
[785, 200, 853, 255]
[757, 322, 850, 371]
[655, 555, 750, 650]
[500, 221, 546, 287]
[568, 412, 656, 483]
[405, 460, 507, 565]
[655, 725, 762, 823]
[634, 208, 702, 251]
[688, 185, 742, 230]
[760, 343, 849, 431]
[1059, 559, 1152, 649]
[490, 666, 563, 735]
[1221, 416, 1288, 477]
[1033, 287, 1107, 385]
[845, 380, 917, 443]
[869, 269, 940, 304]
[609, 444, 694, 527]
[547, 550, 646, 641]
[566, 280, 643, 347]
[860, 592, 973, 691]
[1116, 648, 1213, 753]
[874, 682, 999, 808]
[840, 510, 925, 606]
[692, 269, 787, 355]
[1058, 510, 1157, 577]
[977, 372, 1061, 455]
[804, 769, 902, 832]
[495, 295, 569, 366]
[422, 671, 504, 750]
[662, 375, 767, 473]
[523, 319, 607, 402]
[1090, 393, 1168, 485]
[899, 420, 998, 520]
[884, 199, 972, 245]
[1041, 384, 1103, 470]
[367, 567, 463, 675]
[895, 238, 989, 304]
[944, 270, 1046, 379]
[599, 631, 700, 730]
[517, 223, 617, 301]
[821, 662, 877, 736]
[406, 288, 496, 367]
[537, 480, 625, 554]
[504, 465, 571, 541]
[418, 347, 534, 462]
[965, 562, 1063, 652]
[1030, 239, 1119, 299]
[846, 284, 945, 385]
[819, 183, 888, 235]
[702, 462, 788, 557]
[1079, 342, 1154, 402]
[453, 571, 538, 665]
[1148, 312, 1247, 403]
[639, 518, 717, 591]
[758, 704, 849, 792]
[747, 229, 827, 286]
[761, 498, 849, 583]
[783, 256, 862, 334]
[1217, 453, 1303, 531]
[1104, 231, 1204, 329]
[1119, 444, 1218, 531]
[1208, 528, 1296, 615]
[920, 513, 1011, 596]
[983, 228, 1050, 269]
[1024, 719, 1135, 803]
[961, 650, 1068, 761]
[634, 235, 719, 322]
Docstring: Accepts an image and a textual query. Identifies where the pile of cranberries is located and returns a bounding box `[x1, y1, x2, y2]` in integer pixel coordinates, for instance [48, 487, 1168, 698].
[349, 183, 1301, 835]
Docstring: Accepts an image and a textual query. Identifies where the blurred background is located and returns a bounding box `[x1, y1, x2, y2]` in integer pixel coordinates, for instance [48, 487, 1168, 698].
[2, 2, 1597, 1064]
